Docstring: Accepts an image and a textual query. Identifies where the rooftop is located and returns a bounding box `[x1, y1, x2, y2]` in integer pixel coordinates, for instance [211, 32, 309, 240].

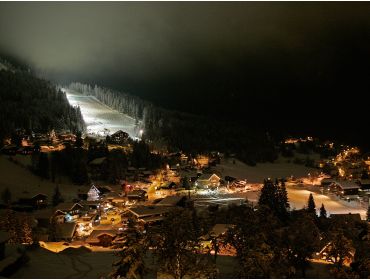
[156, 195, 185, 207]
[128, 206, 172, 218]
[335, 181, 360, 190]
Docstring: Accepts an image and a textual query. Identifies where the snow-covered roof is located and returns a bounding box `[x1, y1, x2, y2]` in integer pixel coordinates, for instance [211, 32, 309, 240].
[86, 230, 118, 243]
[128, 206, 172, 218]
[127, 189, 146, 198]
[197, 173, 220, 181]
[335, 181, 360, 190]
[104, 192, 121, 199]
[139, 216, 165, 223]
[156, 195, 185, 207]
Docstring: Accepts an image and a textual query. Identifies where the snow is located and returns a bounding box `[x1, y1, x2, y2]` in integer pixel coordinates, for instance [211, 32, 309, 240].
[214, 158, 318, 184]
[12, 247, 116, 278]
[63, 88, 139, 138]
[0, 155, 87, 201]
[286, 186, 367, 219]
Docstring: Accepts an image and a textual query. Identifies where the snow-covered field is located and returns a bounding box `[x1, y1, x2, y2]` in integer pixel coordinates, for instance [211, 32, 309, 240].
[12, 247, 116, 278]
[213, 158, 367, 219]
[64, 89, 139, 138]
[214, 158, 318, 184]
[286, 186, 367, 219]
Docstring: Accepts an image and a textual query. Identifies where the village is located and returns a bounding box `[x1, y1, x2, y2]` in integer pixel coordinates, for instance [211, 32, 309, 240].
[0, 129, 370, 277]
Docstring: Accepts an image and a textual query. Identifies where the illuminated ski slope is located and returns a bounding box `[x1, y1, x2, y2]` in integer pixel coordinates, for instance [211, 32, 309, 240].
[64, 88, 140, 138]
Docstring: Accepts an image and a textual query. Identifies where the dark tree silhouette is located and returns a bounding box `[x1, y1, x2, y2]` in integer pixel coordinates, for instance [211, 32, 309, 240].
[110, 218, 147, 278]
[307, 193, 316, 214]
[320, 203, 327, 218]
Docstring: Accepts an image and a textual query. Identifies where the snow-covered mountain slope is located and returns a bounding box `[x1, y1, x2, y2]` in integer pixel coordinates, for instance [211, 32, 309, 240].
[63, 88, 140, 138]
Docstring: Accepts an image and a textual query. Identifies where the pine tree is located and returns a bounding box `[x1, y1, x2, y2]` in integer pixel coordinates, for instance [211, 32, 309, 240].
[307, 193, 316, 214]
[367, 205, 370, 222]
[278, 184, 290, 210]
[52, 185, 63, 206]
[259, 178, 289, 220]
[110, 218, 147, 278]
[258, 179, 277, 210]
[320, 203, 327, 218]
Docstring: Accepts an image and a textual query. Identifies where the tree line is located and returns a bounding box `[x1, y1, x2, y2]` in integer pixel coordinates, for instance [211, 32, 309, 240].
[67, 82, 278, 164]
[0, 68, 85, 146]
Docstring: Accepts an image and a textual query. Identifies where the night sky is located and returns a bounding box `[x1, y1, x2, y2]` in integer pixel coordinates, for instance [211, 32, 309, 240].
[1, 2, 370, 147]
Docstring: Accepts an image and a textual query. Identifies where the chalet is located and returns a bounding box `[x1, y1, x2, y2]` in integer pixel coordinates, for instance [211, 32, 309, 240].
[17, 193, 48, 209]
[86, 230, 118, 247]
[156, 195, 186, 207]
[55, 202, 84, 216]
[333, 181, 360, 196]
[195, 173, 221, 189]
[109, 130, 129, 144]
[127, 189, 147, 201]
[128, 206, 171, 224]
[103, 192, 122, 202]
[87, 185, 101, 201]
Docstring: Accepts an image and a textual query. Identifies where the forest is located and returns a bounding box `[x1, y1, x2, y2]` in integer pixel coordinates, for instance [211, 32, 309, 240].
[0, 65, 85, 143]
[67, 82, 278, 164]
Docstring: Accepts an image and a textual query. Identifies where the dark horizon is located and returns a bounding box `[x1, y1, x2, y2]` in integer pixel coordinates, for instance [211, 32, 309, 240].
[1, 2, 370, 149]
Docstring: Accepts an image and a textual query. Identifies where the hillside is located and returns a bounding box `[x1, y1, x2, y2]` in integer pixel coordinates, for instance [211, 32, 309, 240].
[66, 82, 278, 164]
[0, 154, 84, 202]
[0, 59, 85, 142]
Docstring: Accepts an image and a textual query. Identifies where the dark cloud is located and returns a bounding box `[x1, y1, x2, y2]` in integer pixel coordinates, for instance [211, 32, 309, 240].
[1, 2, 370, 145]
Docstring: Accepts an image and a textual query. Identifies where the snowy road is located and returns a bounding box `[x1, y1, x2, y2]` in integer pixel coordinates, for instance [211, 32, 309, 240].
[63, 89, 139, 138]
